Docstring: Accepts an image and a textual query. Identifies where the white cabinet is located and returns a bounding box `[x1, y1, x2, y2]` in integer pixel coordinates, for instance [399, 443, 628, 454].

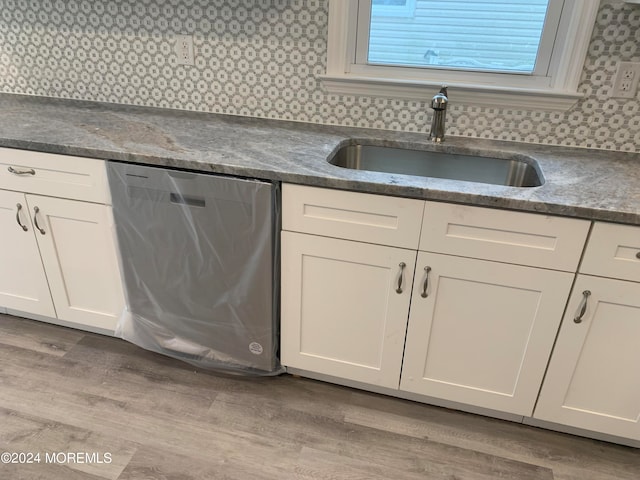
[0, 190, 56, 317]
[281, 184, 590, 407]
[281, 232, 415, 388]
[282, 185, 640, 444]
[25, 194, 124, 331]
[281, 184, 424, 388]
[398, 201, 589, 416]
[534, 223, 640, 442]
[282, 183, 425, 249]
[579, 222, 640, 282]
[420, 200, 590, 271]
[401, 251, 573, 416]
[0, 147, 110, 203]
[0, 148, 124, 333]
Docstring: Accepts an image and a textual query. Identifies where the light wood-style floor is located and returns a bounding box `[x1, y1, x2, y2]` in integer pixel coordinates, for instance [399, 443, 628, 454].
[0, 313, 638, 480]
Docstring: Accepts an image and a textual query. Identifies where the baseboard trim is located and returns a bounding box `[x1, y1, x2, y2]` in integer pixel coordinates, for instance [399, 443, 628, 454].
[523, 417, 640, 448]
[5, 308, 116, 337]
[285, 367, 524, 423]
[286, 367, 639, 448]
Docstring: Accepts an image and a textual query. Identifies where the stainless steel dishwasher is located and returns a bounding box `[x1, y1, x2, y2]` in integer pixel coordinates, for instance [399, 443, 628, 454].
[107, 162, 281, 375]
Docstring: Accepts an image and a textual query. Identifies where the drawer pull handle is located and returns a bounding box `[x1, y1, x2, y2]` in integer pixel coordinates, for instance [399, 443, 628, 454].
[33, 206, 46, 235]
[15, 203, 28, 231]
[420, 266, 432, 298]
[396, 262, 407, 294]
[8, 166, 36, 175]
[573, 290, 591, 324]
[636, 252, 640, 260]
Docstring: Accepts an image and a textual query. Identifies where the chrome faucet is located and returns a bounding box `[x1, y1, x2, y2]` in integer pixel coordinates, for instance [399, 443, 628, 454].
[429, 86, 448, 143]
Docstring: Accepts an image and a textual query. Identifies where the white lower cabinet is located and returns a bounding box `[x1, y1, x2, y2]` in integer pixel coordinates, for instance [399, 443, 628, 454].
[281, 231, 415, 389]
[281, 184, 640, 445]
[1, 190, 124, 332]
[534, 275, 640, 441]
[0, 189, 56, 317]
[400, 252, 574, 416]
[25, 194, 124, 331]
[0, 150, 124, 334]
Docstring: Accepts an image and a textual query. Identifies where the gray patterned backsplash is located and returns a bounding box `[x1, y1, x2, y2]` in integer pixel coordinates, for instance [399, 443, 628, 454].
[0, 0, 638, 153]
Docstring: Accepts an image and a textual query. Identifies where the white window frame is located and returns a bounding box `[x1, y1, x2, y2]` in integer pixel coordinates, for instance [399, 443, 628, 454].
[322, 0, 600, 111]
[371, 0, 416, 18]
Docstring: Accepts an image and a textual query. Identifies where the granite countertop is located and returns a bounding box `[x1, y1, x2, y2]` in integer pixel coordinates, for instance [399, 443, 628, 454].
[1, 94, 639, 225]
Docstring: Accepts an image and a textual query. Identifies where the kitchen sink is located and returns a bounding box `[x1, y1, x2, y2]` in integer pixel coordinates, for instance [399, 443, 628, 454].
[329, 144, 544, 187]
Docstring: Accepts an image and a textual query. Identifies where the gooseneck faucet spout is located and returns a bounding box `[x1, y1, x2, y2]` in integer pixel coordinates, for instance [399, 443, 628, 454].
[429, 86, 448, 143]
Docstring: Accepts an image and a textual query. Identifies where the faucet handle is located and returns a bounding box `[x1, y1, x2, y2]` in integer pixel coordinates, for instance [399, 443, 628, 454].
[431, 86, 448, 110]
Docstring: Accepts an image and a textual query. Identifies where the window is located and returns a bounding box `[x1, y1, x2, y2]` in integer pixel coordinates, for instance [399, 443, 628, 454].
[323, 0, 600, 110]
[366, 0, 555, 73]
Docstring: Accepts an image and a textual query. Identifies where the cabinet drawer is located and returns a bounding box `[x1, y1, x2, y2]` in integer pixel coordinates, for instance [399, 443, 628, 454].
[420, 201, 590, 271]
[0, 148, 110, 204]
[282, 184, 425, 249]
[580, 222, 640, 282]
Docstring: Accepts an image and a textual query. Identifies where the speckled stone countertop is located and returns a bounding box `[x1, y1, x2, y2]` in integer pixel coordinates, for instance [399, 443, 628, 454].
[1, 94, 639, 225]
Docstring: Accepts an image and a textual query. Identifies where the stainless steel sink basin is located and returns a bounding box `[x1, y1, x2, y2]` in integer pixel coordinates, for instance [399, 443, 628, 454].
[329, 144, 544, 187]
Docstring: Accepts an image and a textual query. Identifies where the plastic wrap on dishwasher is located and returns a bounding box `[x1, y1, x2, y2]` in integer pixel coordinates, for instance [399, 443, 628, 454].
[107, 161, 283, 375]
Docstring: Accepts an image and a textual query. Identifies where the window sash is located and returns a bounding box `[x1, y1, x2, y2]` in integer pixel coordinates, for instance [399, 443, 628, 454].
[355, 0, 565, 78]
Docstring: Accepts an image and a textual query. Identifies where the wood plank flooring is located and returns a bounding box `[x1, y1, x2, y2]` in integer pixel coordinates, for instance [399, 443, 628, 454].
[0, 313, 638, 480]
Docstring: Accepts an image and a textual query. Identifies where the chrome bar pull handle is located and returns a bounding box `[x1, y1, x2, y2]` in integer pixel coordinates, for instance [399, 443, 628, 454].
[33, 206, 46, 235]
[420, 266, 432, 298]
[574, 290, 591, 324]
[395, 262, 407, 294]
[16, 203, 28, 231]
[8, 166, 36, 175]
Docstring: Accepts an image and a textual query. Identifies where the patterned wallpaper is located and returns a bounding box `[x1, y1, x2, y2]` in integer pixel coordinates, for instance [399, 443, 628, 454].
[0, 0, 638, 152]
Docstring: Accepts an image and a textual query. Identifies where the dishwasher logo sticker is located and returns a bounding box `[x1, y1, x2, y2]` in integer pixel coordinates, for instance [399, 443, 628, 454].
[249, 342, 264, 355]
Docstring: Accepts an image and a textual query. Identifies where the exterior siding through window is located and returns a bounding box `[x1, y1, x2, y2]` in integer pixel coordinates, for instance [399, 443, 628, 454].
[368, 0, 550, 73]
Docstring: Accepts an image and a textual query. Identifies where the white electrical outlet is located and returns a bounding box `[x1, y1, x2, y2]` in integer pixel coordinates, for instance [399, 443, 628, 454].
[612, 61, 640, 99]
[175, 34, 194, 66]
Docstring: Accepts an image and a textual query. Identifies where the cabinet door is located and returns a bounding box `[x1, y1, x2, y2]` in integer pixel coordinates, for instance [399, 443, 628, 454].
[25, 194, 124, 332]
[281, 231, 416, 388]
[534, 275, 640, 441]
[0, 190, 55, 317]
[401, 252, 573, 416]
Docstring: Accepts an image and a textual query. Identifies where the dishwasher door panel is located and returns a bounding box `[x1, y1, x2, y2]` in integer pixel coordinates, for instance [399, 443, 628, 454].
[107, 162, 280, 374]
